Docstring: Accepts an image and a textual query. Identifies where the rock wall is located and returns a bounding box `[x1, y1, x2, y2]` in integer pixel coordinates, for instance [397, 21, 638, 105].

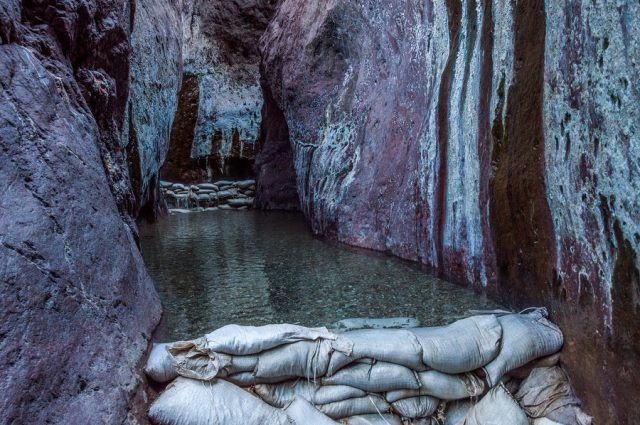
[125, 0, 184, 220]
[161, 0, 278, 183]
[0, 0, 182, 422]
[257, 1, 640, 423]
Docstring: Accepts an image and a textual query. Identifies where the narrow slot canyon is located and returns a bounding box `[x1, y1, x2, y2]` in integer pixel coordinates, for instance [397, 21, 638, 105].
[0, 1, 638, 425]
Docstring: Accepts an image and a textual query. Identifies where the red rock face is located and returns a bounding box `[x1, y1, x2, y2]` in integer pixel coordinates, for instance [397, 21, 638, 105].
[0, 1, 176, 422]
[257, 1, 640, 423]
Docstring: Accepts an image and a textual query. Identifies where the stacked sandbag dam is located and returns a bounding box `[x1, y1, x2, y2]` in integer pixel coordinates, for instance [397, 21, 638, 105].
[145, 310, 591, 424]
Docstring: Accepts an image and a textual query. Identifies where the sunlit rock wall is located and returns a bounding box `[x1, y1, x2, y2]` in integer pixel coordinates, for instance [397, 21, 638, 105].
[0, 0, 182, 422]
[162, 0, 277, 182]
[258, 1, 640, 423]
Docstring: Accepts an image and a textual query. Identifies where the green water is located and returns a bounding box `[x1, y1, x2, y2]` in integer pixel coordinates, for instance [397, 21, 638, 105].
[140, 211, 502, 341]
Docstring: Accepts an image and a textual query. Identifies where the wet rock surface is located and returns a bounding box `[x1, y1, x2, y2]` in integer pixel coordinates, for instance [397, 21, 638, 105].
[256, 1, 640, 422]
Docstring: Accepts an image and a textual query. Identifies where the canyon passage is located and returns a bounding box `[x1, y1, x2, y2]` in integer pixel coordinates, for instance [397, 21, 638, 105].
[0, 0, 638, 424]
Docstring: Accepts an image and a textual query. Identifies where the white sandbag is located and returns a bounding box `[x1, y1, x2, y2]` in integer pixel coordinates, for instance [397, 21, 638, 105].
[386, 370, 483, 403]
[457, 384, 528, 425]
[532, 419, 564, 425]
[391, 396, 439, 418]
[322, 362, 421, 393]
[285, 396, 338, 425]
[327, 329, 425, 375]
[148, 377, 291, 425]
[204, 324, 344, 355]
[341, 414, 404, 425]
[407, 419, 440, 425]
[145, 343, 178, 383]
[384, 388, 429, 403]
[318, 395, 391, 419]
[507, 352, 560, 379]
[256, 340, 334, 379]
[225, 371, 295, 387]
[168, 347, 258, 381]
[422, 370, 484, 400]
[482, 310, 563, 387]
[330, 317, 421, 332]
[516, 367, 592, 425]
[255, 380, 366, 408]
[168, 324, 349, 380]
[443, 400, 474, 425]
[411, 315, 502, 374]
[227, 354, 259, 374]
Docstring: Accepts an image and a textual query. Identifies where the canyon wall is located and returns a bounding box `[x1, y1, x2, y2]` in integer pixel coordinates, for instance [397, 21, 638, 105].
[125, 0, 184, 220]
[0, 0, 182, 422]
[257, 1, 640, 423]
[162, 0, 278, 183]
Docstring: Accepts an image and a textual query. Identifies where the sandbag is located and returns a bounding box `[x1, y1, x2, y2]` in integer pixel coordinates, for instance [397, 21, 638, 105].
[318, 395, 391, 419]
[255, 380, 366, 408]
[330, 317, 421, 332]
[256, 340, 334, 379]
[148, 377, 291, 425]
[482, 310, 563, 387]
[444, 400, 474, 425]
[391, 396, 439, 418]
[411, 315, 502, 374]
[322, 362, 421, 393]
[407, 419, 440, 425]
[327, 329, 425, 375]
[226, 354, 260, 374]
[386, 370, 483, 403]
[422, 371, 484, 400]
[201, 324, 343, 355]
[145, 343, 178, 383]
[508, 353, 560, 379]
[341, 414, 404, 425]
[458, 384, 528, 425]
[532, 419, 564, 425]
[225, 371, 294, 387]
[169, 345, 260, 381]
[168, 323, 349, 380]
[384, 388, 430, 403]
[516, 367, 592, 425]
[285, 396, 338, 425]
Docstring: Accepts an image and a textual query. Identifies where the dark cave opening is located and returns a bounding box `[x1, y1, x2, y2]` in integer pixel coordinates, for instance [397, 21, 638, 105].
[223, 157, 254, 180]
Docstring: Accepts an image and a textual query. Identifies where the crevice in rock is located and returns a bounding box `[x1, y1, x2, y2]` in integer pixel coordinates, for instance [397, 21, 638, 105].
[253, 75, 300, 211]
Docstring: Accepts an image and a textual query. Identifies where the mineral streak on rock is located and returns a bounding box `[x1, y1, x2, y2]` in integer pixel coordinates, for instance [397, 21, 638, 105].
[256, 1, 640, 423]
[162, 0, 279, 183]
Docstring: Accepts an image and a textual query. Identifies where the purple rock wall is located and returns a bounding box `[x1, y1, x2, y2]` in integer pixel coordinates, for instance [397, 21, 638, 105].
[0, 0, 181, 422]
[256, 1, 640, 423]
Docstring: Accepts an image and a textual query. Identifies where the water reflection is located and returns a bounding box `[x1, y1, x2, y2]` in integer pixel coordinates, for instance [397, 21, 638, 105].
[140, 211, 502, 341]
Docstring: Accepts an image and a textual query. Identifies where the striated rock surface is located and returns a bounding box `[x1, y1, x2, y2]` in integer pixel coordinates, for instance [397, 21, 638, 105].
[257, 1, 640, 423]
[0, 0, 181, 422]
[125, 0, 183, 220]
[162, 0, 278, 183]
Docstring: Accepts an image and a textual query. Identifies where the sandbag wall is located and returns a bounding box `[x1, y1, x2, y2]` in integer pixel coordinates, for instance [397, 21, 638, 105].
[161, 179, 256, 212]
[146, 310, 591, 424]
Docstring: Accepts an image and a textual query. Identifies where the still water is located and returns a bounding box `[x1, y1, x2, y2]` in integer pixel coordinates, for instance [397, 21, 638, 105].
[140, 211, 502, 341]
